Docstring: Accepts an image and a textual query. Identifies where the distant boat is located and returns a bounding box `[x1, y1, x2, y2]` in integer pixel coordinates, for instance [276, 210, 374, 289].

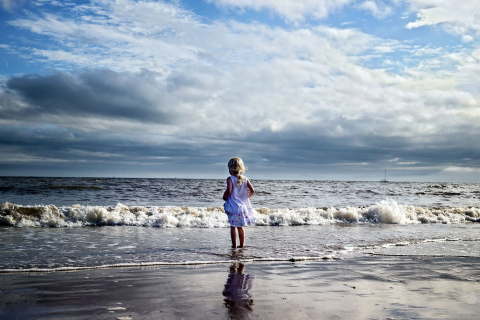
[380, 169, 388, 183]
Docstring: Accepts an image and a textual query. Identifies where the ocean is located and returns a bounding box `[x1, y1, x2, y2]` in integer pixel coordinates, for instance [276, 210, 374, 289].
[1, 177, 480, 272]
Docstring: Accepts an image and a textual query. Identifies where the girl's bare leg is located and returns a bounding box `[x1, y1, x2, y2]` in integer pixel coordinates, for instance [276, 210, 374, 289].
[230, 227, 237, 248]
[238, 227, 245, 248]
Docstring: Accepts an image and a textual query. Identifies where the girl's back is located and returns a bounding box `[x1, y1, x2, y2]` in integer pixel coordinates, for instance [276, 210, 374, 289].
[229, 176, 249, 200]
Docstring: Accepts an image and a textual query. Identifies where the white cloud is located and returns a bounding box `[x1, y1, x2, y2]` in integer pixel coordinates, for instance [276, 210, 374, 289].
[5, 1, 479, 137]
[404, 0, 480, 37]
[207, 0, 480, 40]
[444, 166, 480, 173]
[207, 0, 355, 23]
[8, 1, 203, 73]
[358, 0, 393, 19]
[462, 35, 474, 43]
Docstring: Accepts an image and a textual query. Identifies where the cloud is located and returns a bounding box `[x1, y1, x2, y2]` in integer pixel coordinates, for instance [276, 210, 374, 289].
[1, 0, 480, 180]
[0, 0, 27, 12]
[4, 69, 184, 125]
[6, 0, 471, 78]
[357, 1, 393, 19]
[206, 0, 480, 39]
[8, 1, 202, 73]
[3, 55, 479, 175]
[404, 0, 480, 38]
[207, 0, 355, 23]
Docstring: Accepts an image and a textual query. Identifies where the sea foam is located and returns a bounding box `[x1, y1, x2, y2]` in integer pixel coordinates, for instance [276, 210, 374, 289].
[1, 200, 479, 228]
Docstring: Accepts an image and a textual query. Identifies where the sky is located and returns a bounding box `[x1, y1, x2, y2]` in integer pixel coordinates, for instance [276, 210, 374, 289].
[0, 0, 479, 182]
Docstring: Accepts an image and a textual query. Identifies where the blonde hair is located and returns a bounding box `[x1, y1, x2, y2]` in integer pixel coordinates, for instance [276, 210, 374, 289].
[228, 157, 246, 186]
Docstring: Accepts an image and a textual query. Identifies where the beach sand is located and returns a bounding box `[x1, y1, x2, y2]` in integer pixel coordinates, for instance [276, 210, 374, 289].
[1, 255, 480, 319]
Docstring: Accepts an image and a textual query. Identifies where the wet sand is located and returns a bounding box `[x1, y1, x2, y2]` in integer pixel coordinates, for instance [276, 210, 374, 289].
[1, 255, 480, 319]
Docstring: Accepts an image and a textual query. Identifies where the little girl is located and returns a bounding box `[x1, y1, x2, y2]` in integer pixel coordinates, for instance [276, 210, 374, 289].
[223, 157, 256, 249]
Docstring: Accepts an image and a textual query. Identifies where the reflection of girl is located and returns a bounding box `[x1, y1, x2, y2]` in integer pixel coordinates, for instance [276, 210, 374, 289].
[222, 263, 255, 318]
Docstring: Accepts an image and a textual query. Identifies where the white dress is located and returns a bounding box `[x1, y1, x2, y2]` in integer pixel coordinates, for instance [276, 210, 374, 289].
[223, 175, 257, 227]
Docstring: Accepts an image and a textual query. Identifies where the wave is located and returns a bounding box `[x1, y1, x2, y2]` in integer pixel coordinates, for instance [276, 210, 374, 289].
[1, 200, 480, 228]
[0, 256, 338, 273]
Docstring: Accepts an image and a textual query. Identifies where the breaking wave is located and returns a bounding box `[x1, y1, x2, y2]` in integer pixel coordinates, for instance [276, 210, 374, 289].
[1, 199, 480, 228]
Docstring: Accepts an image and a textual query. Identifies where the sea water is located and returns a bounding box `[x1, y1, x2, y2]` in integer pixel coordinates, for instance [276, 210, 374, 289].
[1, 177, 479, 272]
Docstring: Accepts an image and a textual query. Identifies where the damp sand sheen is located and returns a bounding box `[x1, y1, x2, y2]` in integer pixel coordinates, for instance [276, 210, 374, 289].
[1, 178, 480, 319]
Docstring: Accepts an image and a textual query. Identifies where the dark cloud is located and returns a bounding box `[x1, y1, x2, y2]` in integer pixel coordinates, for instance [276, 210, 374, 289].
[1, 67, 479, 181]
[0, 119, 478, 181]
[1, 102, 479, 180]
[236, 125, 480, 174]
[4, 69, 180, 124]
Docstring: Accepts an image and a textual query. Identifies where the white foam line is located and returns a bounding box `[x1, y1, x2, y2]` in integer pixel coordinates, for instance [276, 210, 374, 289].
[0, 255, 337, 273]
[357, 238, 475, 253]
[366, 253, 479, 258]
[3, 201, 480, 228]
[422, 238, 449, 243]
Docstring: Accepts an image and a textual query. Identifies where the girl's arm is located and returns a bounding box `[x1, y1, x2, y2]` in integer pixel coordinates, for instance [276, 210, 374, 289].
[223, 177, 233, 201]
[247, 179, 255, 198]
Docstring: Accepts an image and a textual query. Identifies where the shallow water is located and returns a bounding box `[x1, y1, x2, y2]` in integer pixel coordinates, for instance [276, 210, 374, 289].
[2, 223, 480, 271]
[1, 177, 480, 272]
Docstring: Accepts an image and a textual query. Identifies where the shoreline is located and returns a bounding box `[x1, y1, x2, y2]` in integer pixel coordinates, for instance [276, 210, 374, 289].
[2, 255, 480, 319]
[2, 251, 479, 274]
[0, 255, 336, 274]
